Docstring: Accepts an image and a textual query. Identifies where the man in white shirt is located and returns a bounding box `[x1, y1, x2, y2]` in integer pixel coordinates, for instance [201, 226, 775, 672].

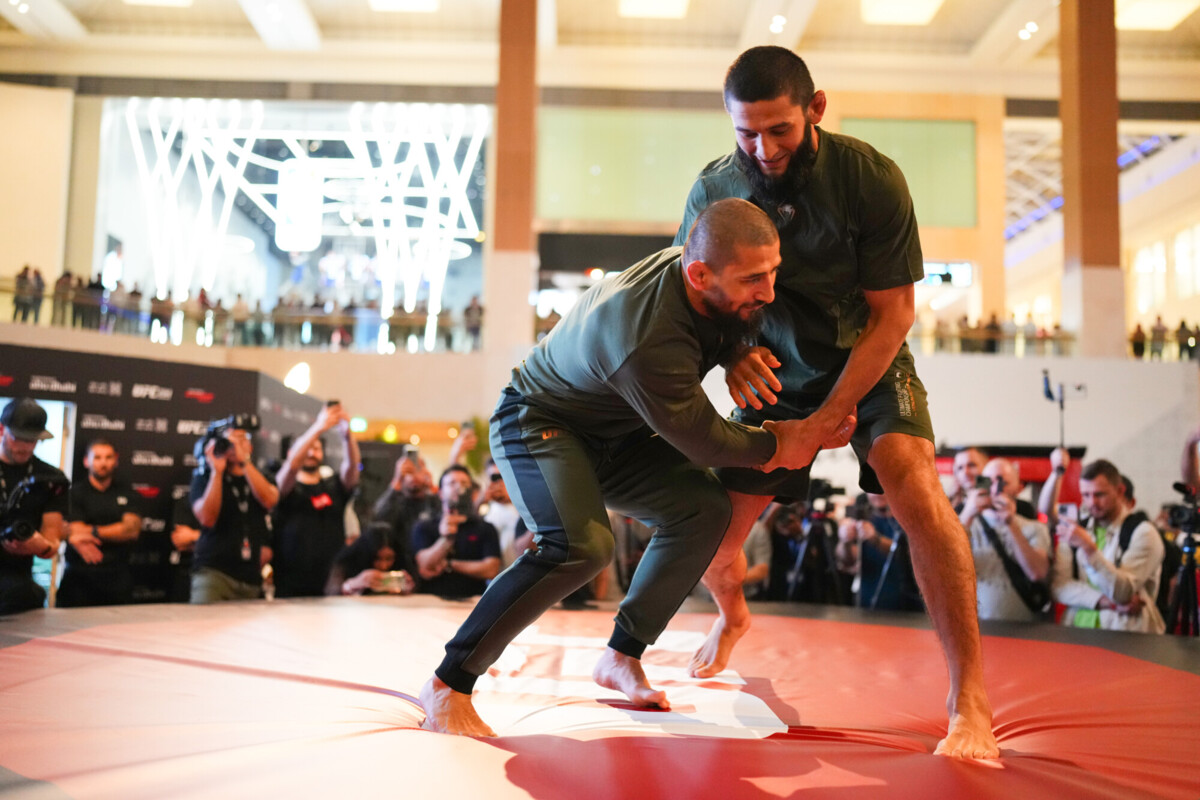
[960, 458, 1051, 622]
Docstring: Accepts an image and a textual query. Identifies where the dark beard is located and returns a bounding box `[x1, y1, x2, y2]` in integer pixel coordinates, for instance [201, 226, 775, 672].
[734, 121, 817, 216]
[300, 463, 320, 474]
[704, 299, 766, 368]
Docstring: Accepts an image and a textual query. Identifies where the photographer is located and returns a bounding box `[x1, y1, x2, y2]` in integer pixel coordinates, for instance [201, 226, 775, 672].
[371, 446, 438, 577]
[272, 401, 361, 598]
[0, 398, 67, 614]
[59, 439, 142, 607]
[1052, 459, 1165, 633]
[960, 458, 1051, 622]
[190, 420, 279, 603]
[412, 465, 500, 599]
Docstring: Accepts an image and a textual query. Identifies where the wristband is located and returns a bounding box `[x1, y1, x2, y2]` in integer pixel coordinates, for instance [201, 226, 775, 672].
[1053, 466, 1065, 476]
[92, 524, 100, 540]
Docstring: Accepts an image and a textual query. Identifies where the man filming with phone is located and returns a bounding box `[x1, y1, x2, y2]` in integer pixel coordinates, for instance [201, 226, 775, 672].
[1051, 458, 1165, 634]
[272, 401, 361, 598]
[959, 458, 1051, 622]
[412, 465, 500, 599]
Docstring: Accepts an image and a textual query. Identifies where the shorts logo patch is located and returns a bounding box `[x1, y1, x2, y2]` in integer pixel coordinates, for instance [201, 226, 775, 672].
[895, 371, 914, 418]
[542, 429, 562, 440]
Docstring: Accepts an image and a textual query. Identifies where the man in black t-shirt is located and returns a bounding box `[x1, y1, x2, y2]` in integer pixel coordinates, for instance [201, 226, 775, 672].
[412, 465, 500, 599]
[0, 398, 67, 614]
[60, 439, 142, 607]
[189, 425, 279, 603]
[272, 402, 361, 597]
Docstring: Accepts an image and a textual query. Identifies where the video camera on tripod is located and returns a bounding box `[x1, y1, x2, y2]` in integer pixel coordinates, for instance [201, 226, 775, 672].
[1, 474, 69, 543]
[1165, 482, 1200, 637]
[192, 413, 261, 477]
[1165, 482, 1200, 533]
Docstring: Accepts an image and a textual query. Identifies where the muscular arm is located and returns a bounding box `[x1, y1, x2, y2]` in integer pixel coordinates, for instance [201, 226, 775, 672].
[809, 283, 915, 435]
[448, 556, 501, 580]
[192, 470, 224, 529]
[70, 514, 141, 544]
[276, 421, 326, 497]
[243, 463, 279, 511]
[1003, 519, 1050, 582]
[340, 429, 361, 492]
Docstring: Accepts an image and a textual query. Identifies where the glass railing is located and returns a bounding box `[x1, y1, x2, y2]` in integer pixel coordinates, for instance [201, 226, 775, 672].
[3, 280, 1189, 361]
[0, 282, 494, 354]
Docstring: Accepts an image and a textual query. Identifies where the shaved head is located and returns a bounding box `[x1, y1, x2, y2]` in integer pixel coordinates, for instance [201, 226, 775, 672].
[682, 198, 779, 272]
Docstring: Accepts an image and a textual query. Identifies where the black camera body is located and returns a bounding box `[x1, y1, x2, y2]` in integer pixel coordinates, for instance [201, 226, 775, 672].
[192, 413, 261, 477]
[1167, 482, 1200, 533]
[1, 475, 70, 543]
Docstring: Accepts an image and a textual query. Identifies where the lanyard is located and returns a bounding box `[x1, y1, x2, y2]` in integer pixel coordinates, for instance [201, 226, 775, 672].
[227, 477, 250, 514]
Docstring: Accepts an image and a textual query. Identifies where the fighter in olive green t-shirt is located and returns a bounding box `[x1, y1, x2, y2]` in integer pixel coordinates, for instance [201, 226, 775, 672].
[675, 129, 934, 497]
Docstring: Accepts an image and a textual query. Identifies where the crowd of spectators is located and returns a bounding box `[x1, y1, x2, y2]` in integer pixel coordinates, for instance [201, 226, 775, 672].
[1130, 315, 1200, 361]
[0, 394, 1193, 639]
[6, 273, 487, 354]
[907, 313, 1073, 356]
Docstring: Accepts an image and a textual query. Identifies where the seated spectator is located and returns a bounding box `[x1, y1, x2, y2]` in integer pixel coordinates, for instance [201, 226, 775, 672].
[1052, 459, 1165, 633]
[960, 458, 1051, 621]
[411, 465, 500, 599]
[326, 522, 413, 596]
[272, 402, 361, 598]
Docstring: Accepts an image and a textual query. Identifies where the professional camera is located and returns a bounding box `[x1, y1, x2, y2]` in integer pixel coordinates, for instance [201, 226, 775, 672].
[806, 478, 845, 517]
[1166, 482, 1200, 533]
[192, 413, 261, 477]
[1, 475, 69, 543]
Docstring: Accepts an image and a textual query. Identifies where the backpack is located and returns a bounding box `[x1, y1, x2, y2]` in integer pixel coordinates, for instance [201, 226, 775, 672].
[1071, 511, 1173, 618]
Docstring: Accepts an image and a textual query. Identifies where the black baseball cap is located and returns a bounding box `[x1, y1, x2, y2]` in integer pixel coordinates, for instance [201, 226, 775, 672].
[0, 397, 54, 441]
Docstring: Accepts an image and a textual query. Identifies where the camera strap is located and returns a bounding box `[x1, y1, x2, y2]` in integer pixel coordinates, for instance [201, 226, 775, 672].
[977, 514, 1050, 614]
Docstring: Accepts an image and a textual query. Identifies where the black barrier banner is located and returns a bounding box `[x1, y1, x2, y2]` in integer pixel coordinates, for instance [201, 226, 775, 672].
[0, 343, 322, 603]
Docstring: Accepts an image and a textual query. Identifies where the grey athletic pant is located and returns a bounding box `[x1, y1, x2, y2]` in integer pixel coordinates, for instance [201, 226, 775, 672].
[435, 387, 732, 694]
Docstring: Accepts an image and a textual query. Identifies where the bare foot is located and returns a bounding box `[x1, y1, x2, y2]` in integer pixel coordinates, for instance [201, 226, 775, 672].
[688, 615, 749, 678]
[934, 709, 999, 759]
[592, 648, 669, 709]
[419, 676, 497, 737]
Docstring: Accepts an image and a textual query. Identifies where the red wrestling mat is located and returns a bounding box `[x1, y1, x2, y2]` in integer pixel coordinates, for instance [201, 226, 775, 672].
[0, 598, 1197, 799]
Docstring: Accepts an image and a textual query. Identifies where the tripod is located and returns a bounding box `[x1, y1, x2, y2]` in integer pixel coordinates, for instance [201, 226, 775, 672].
[786, 515, 843, 604]
[1166, 530, 1198, 637]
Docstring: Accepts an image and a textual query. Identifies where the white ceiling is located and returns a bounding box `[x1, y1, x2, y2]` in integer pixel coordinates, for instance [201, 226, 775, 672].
[0, 0, 1196, 99]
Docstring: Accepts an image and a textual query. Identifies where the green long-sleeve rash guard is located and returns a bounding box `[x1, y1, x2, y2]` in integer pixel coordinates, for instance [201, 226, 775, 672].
[509, 247, 777, 468]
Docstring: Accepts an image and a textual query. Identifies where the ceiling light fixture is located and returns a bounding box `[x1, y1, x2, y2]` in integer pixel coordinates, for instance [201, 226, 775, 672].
[860, 0, 945, 25]
[1115, 0, 1200, 30]
[1025, 21, 1039, 32]
[17, 2, 28, 11]
[123, 0, 195, 7]
[368, 0, 439, 11]
[1018, 28, 1032, 40]
[769, 14, 787, 33]
[618, 0, 688, 20]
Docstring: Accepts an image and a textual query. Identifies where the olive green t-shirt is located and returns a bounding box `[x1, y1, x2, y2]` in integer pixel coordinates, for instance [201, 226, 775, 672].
[675, 129, 924, 399]
[509, 247, 776, 468]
